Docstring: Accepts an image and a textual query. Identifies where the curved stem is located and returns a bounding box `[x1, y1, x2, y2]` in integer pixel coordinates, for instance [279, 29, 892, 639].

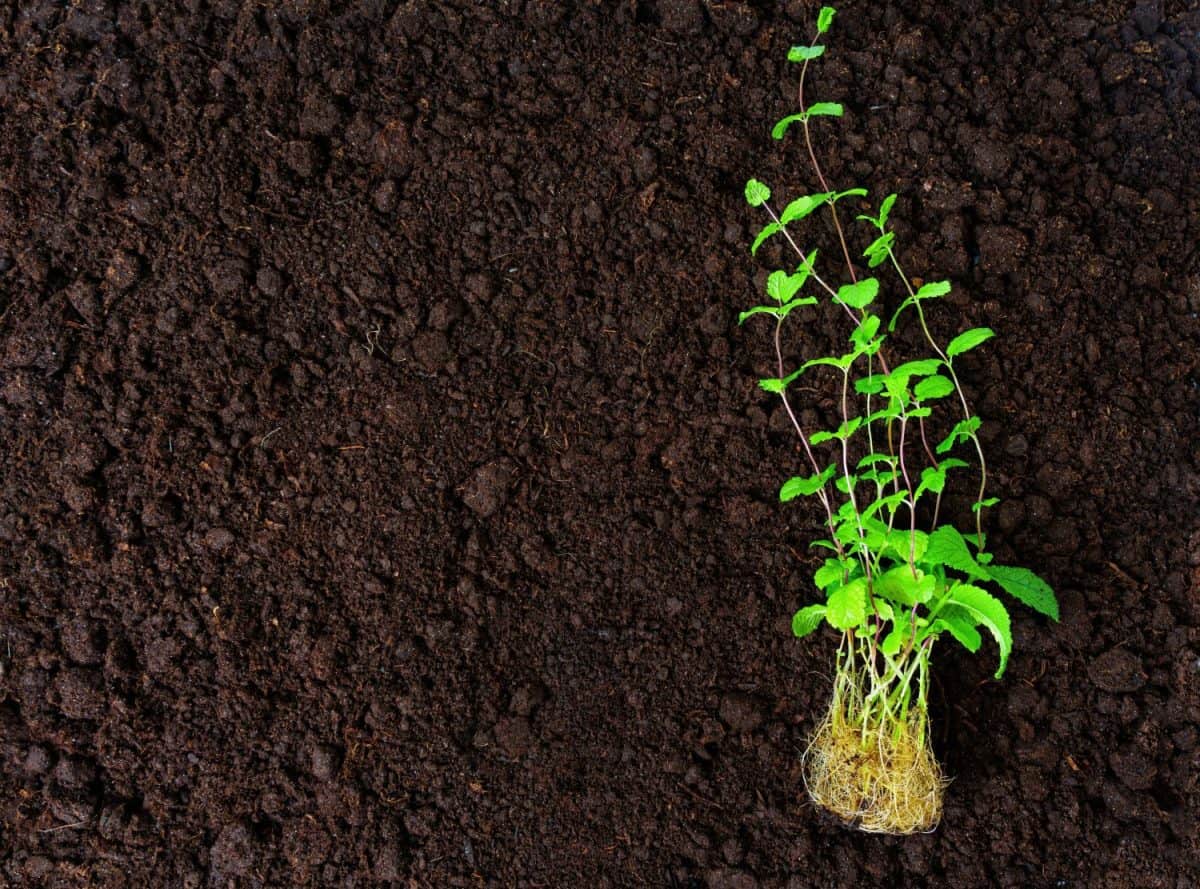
[797, 38, 859, 287]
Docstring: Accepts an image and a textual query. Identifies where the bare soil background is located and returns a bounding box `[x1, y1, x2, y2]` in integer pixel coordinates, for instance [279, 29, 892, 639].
[1, 1, 1198, 886]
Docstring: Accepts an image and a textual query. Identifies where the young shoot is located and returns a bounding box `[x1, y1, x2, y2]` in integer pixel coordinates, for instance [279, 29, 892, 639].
[741, 6, 1059, 835]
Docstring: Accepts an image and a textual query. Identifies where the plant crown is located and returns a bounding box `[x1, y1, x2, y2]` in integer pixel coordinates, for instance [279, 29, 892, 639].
[742, 6, 1059, 692]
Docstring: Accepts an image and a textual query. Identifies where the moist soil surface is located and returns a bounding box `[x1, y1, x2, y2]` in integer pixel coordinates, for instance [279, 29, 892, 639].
[1, 1, 1199, 886]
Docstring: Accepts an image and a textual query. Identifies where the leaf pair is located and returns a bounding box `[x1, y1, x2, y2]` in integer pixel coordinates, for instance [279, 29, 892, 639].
[924, 525, 1060, 621]
[772, 104, 844, 139]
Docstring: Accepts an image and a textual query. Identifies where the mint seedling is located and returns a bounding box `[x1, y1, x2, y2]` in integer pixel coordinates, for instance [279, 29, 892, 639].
[740, 7, 1058, 835]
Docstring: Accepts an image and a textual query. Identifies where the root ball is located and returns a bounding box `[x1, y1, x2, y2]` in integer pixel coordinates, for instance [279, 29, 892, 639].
[804, 703, 947, 834]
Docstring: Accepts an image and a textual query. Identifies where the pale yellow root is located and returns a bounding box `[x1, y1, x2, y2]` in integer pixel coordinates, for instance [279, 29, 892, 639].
[803, 703, 947, 834]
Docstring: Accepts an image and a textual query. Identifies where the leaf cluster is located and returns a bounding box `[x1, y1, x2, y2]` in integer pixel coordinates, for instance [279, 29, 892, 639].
[742, 6, 1058, 679]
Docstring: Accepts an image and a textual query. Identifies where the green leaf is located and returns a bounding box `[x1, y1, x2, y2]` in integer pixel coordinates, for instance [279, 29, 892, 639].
[863, 231, 895, 268]
[988, 565, 1059, 620]
[780, 192, 835, 224]
[792, 604, 827, 638]
[970, 496, 1001, 514]
[833, 187, 868, 202]
[880, 622, 909, 656]
[850, 313, 880, 349]
[888, 280, 951, 330]
[924, 525, 989, 578]
[833, 473, 857, 494]
[891, 358, 942, 379]
[886, 528, 928, 563]
[826, 578, 867, 630]
[750, 222, 782, 255]
[914, 374, 955, 401]
[946, 583, 1012, 678]
[772, 114, 805, 140]
[739, 306, 778, 325]
[861, 490, 906, 521]
[788, 44, 826, 62]
[936, 416, 982, 453]
[915, 280, 951, 300]
[864, 403, 902, 425]
[857, 454, 897, 471]
[918, 458, 968, 497]
[854, 374, 886, 395]
[946, 326, 995, 358]
[782, 296, 818, 314]
[745, 179, 771, 207]
[916, 465, 947, 497]
[740, 299, 815, 325]
[860, 468, 899, 487]
[800, 354, 853, 374]
[878, 193, 897, 228]
[813, 560, 846, 590]
[817, 6, 836, 33]
[931, 608, 983, 653]
[779, 465, 837, 501]
[873, 564, 935, 606]
[882, 360, 941, 403]
[834, 277, 879, 310]
[766, 269, 802, 303]
[807, 102, 844, 117]
[833, 416, 862, 439]
[758, 366, 802, 391]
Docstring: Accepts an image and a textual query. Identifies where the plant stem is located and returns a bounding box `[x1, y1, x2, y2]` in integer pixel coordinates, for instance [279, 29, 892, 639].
[774, 317, 843, 556]
[797, 36, 859, 288]
[886, 248, 989, 542]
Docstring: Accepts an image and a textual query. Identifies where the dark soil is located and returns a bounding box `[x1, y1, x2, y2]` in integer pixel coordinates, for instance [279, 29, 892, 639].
[1, 1, 1198, 886]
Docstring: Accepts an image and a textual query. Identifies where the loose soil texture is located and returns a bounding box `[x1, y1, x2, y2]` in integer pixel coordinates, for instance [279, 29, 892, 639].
[1, 1, 1199, 886]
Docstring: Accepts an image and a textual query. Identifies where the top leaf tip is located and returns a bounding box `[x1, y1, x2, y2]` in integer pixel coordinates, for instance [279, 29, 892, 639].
[745, 179, 770, 207]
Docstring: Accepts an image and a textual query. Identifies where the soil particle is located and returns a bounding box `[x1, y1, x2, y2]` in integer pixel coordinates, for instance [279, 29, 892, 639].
[209, 823, 256, 882]
[53, 669, 106, 721]
[659, 0, 707, 35]
[299, 90, 341, 137]
[1109, 747, 1156, 791]
[202, 527, 235, 552]
[975, 225, 1028, 275]
[1090, 648, 1147, 693]
[310, 745, 341, 782]
[461, 460, 516, 518]
[60, 618, 104, 666]
[493, 715, 534, 759]
[704, 869, 759, 889]
[22, 745, 52, 777]
[410, 329, 450, 372]
[255, 265, 283, 297]
[104, 252, 139, 291]
[719, 692, 764, 734]
[1132, 4, 1161, 36]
